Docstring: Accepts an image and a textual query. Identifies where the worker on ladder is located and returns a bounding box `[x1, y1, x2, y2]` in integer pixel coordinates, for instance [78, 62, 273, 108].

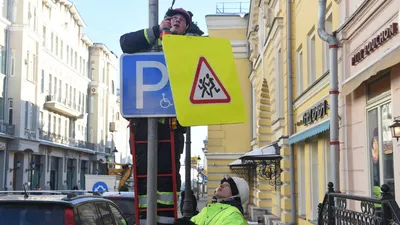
[119, 6, 204, 225]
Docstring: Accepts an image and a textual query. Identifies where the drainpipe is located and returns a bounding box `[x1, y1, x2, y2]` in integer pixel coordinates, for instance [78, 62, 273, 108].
[3, 0, 13, 191]
[286, 0, 296, 224]
[318, 0, 340, 191]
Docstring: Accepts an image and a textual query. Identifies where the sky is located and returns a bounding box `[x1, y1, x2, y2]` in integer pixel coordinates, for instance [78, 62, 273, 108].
[71, 0, 250, 178]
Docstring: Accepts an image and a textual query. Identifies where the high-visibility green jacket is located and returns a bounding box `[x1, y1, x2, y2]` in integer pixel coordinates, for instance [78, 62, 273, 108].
[191, 203, 248, 225]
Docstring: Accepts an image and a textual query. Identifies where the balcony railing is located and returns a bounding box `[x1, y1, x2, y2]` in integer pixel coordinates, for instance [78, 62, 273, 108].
[38, 129, 108, 153]
[45, 95, 84, 117]
[318, 182, 400, 225]
[216, 2, 249, 14]
[0, 121, 15, 135]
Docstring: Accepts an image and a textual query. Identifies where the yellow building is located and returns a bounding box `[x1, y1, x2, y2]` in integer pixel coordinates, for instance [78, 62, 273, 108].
[204, 5, 252, 209]
[206, 0, 340, 224]
[289, 0, 339, 224]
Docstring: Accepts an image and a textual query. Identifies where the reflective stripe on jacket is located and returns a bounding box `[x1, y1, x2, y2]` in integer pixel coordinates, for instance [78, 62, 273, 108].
[191, 203, 248, 225]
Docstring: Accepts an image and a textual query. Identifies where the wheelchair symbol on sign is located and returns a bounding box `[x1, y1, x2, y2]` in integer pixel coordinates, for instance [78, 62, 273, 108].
[160, 93, 173, 109]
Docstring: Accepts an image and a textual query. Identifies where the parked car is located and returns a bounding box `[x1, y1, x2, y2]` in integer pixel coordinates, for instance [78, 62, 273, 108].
[102, 192, 135, 225]
[0, 191, 128, 225]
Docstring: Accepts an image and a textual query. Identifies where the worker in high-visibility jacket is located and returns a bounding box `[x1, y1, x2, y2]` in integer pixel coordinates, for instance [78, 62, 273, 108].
[119, 7, 203, 225]
[174, 175, 249, 225]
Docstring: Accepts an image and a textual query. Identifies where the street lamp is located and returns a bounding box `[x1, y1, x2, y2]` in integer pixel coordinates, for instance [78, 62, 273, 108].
[196, 156, 201, 200]
[390, 117, 400, 141]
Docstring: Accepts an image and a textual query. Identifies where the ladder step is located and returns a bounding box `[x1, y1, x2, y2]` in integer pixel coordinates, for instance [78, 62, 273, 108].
[137, 173, 173, 178]
[139, 208, 175, 213]
[135, 140, 172, 144]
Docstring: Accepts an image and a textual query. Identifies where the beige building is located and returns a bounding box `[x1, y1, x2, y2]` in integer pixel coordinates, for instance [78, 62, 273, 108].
[0, 0, 127, 191]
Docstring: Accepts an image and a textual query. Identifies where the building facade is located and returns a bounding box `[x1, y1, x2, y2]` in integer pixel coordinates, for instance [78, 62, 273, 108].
[204, 3, 252, 209]
[338, 0, 400, 203]
[0, 0, 127, 191]
[288, 0, 339, 224]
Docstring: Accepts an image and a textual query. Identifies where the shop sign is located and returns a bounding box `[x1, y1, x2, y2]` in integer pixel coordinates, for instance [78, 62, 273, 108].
[296, 100, 329, 126]
[352, 23, 399, 66]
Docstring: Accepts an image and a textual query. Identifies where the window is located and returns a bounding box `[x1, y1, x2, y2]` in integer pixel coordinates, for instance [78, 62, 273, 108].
[64, 120, 68, 137]
[51, 32, 54, 52]
[322, 15, 333, 73]
[0, 45, 6, 74]
[60, 40, 63, 60]
[111, 81, 115, 94]
[58, 118, 61, 135]
[42, 26, 46, 46]
[70, 48, 73, 67]
[49, 74, 52, 94]
[40, 70, 44, 93]
[309, 141, 319, 221]
[33, 6, 37, 31]
[109, 204, 127, 225]
[27, 2, 32, 28]
[96, 203, 113, 225]
[26, 51, 32, 81]
[66, 45, 69, 63]
[48, 113, 51, 132]
[296, 48, 304, 96]
[74, 51, 77, 69]
[307, 31, 316, 85]
[55, 36, 58, 56]
[53, 77, 57, 96]
[40, 111, 43, 128]
[79, 56, 82, 73]
[24, 101, 29, 129]
[368, 101, 395, 197]
[58, 79, 62, 99]
[64, 83, 68, 101]
[32, 54, 37, 82]
[297, 145, 306, 216]
[30, 103, 35, 130]
[53, 116, 56, 134]
[83, 59, 86, 77]
[77, 203, 100, 225]
[8, 99, 13, 125]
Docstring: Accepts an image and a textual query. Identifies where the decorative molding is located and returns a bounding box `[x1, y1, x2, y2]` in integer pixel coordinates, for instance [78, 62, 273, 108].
[206, 15, 248, 30]
[205, 152, 247, 160]
[294, 73, 330, 108]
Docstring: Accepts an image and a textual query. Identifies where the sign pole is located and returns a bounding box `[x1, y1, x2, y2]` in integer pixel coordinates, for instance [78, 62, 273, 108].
[147, 0, 159, 224]
[182, 127, 193, 218]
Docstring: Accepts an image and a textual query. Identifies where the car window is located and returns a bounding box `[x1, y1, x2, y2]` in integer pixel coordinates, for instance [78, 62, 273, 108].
[77, 203, 101, 225]
[0, 203, 65, 225]
[96, 203, 114, 225]
[105, 198, 134, 215]
[109, 204, 127, 225]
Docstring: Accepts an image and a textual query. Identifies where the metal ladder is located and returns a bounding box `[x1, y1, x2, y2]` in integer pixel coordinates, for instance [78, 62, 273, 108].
[129, 118, 178, 225]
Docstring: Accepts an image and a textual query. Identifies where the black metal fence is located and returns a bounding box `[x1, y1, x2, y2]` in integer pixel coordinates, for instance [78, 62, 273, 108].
[318, 182, 400, 225]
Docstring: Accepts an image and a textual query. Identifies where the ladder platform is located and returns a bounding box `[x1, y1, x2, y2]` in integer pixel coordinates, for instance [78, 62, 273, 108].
[139, 208, 175, 212]
[137, 173, 173, 178]
[134, 140, 172, 144]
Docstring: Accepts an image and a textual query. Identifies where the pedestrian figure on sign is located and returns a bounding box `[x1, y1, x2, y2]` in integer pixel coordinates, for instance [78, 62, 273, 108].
[198, 73, 220, 98]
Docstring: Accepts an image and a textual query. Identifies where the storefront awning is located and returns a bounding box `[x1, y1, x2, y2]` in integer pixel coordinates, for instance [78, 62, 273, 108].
[239, 143, 281, 160]
[342, 41, 400, 96]
[289, 119, 330, 144]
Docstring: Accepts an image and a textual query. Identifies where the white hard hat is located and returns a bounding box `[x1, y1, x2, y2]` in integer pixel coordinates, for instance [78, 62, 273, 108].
[231, 177, 249, 204]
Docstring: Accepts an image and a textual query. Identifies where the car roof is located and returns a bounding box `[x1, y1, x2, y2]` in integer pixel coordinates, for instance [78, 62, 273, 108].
[102, 192, 134, 198]
[0, 193, 114, 206]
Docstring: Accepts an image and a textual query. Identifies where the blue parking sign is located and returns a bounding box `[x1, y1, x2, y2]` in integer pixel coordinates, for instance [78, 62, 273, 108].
[120, 52, 176, 118]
